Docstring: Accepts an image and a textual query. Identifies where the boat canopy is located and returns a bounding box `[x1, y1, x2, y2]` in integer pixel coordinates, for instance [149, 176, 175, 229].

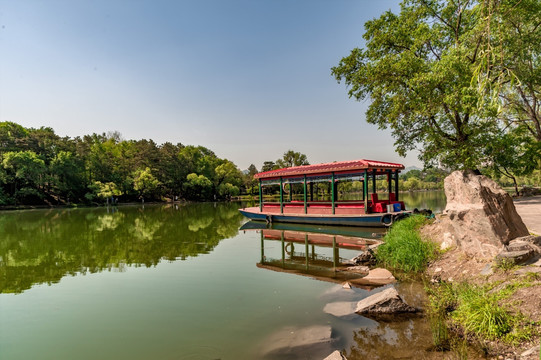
[254, 159, 404, 180]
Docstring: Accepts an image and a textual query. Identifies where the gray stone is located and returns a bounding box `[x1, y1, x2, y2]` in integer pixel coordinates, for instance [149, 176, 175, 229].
[323, 301, 357, 317]
[433, 171, 529, 259]
[355, 287, 418, 315]
[495, 249, 535, 266]
[513, 235, 541, 247]
[520, 345, 539, 357]
[480, 263, 493, 276]
[324, 350, 347, 360]
[350, 250, 376, 265]
[351, 268, 396, 286]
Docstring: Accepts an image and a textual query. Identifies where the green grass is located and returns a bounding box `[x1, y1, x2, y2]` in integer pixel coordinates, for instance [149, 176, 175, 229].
[376, 215, 436, 273]
[452, 284, 512, 339]
[427, 280, 539, 347]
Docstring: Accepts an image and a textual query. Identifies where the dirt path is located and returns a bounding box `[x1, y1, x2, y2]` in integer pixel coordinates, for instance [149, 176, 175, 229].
[514, 195, 541, 235]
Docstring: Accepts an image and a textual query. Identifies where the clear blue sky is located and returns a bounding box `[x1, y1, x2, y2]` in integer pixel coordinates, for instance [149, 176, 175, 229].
[0, 0, 421, 170]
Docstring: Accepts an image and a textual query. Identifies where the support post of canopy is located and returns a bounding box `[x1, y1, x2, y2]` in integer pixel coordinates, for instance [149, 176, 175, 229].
[289, 181, 292, 202]
[372, 171, 376, 194]
[309, 182, 313, 202]
[394, 170, 400, 201]
[387, 170, 392, 199]
[364, 169, 369, 213]
[259, 179, 263, 212]
[303, 175, 307, 214]
[280, 177, 284, 214]
[331, 172, 335, 215]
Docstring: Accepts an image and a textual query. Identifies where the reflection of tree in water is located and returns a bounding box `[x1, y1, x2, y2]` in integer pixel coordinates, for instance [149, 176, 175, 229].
[187, 216, 213, 232]
[346, 317, 437, 360]
[0, 203, 243, 294]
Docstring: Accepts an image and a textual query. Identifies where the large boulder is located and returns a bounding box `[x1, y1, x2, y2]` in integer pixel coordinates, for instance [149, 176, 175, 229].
[436, 170, 529, 258]
[355, 287, 418, 315]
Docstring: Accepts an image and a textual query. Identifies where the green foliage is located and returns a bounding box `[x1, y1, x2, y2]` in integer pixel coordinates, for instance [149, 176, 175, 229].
[261, 161, 275, 172]
[427, 279, 539, 348]
[275, 150, 309, 168]
[332, 0, 541, 174]
[93, 181, 121, 200]
[376, 215, 436, 273]
[452, 284, 512, 339]
[133, 167, 161, 199]
[0, 121, 247, 204]
[183, 173, 213, 200]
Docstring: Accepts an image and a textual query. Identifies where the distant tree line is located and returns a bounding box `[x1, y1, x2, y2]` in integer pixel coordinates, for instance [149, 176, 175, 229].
[0, 121, 245, 205]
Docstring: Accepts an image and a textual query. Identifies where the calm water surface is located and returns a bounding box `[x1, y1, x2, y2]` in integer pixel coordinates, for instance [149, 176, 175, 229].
[0, 192, 447, 359]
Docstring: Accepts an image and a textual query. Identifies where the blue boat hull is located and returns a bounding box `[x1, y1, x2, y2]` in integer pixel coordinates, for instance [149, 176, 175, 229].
[238, 208, 409, 227]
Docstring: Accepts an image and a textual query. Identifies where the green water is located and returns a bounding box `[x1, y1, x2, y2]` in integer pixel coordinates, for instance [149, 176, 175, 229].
[0, 192, 448, 359]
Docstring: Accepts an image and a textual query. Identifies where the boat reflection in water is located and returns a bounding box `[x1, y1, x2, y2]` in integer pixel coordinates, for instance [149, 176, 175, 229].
[240, 221, 386, 287]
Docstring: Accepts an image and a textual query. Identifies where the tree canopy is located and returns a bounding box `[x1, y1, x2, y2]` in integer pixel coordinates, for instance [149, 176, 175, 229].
[332, 0, 541, 173]
[0, 122, 245, 205]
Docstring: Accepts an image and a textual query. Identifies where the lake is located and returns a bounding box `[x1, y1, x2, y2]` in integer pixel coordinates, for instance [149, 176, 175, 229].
[0, 191, 447, 359]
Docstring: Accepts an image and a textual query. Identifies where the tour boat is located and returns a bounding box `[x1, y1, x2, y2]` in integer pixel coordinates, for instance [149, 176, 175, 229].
[239, 159, 411, 227]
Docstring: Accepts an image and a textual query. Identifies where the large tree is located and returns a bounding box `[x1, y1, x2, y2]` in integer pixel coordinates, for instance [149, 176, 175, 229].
[332, 0, 499, 170]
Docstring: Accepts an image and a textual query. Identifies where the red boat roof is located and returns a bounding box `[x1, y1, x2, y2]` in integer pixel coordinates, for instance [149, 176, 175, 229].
[254, 159, 405, 180]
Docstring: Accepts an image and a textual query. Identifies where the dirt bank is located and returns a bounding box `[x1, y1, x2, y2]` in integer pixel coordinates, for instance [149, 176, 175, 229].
[423, 196, 541, 359]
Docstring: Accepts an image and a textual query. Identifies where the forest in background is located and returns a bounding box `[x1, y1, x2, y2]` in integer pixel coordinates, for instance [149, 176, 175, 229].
[0, 121, 247, 205]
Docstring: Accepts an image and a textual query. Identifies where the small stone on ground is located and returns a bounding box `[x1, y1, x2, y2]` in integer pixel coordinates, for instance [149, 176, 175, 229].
[324, 350, 347, 360]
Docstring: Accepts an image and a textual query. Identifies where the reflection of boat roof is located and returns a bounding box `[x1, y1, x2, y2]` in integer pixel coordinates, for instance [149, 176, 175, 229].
[254, 159, 404, 180]
[261, 229, 381, 250]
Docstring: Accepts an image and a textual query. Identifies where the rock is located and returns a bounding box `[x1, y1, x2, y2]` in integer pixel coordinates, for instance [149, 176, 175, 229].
[480, 263, 493, 276]
[433, 170, 529, 259]
[324, 350, 347, 360]
[323, 301, 357, 317]
[364, 268, 395, 281]
[351, 268, 396, 286]
[513, 235, 541, 248]
[350, 250, 376, 265]
[495, 249, 535, 266]
[520, 345, 539, 357]
[441, 232, 455, 250]
[495, 238, 541, 266]
[355, 287, 418, 315]
[342, 282, 352, 289]
[260, 325, 333, 357]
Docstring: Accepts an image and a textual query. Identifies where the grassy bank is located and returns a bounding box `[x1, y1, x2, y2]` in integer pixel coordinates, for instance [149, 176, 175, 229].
[377, 216, 540, 356]
[376, 215, 437, 274]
